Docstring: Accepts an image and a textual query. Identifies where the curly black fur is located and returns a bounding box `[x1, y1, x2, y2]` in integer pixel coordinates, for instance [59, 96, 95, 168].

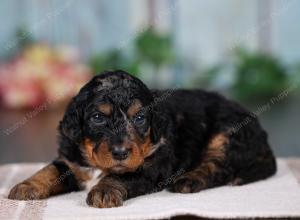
[58, 70, 276, 197]
[8, 70, 276, 207]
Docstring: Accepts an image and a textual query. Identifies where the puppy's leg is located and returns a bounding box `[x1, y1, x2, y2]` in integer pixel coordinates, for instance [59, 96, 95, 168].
[229, 147, 276, 186]
[8, 158, 88, 200]
[171, 133, 229, 193]
[86, 176, 127, 208]
[86, 172, 161, 208]
[86, 163, 173, 208]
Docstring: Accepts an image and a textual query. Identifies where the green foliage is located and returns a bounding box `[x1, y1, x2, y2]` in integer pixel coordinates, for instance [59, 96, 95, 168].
[15, 26, 35, 49]
[194, 65, 224, 88]
[88, 28, 175, 77]
[1, 26, 35, 60]
[88, 49, 140, 77]
[135, 28, 175, 69]
[232, 48, 288, 100]
[192, 48, 291, 101]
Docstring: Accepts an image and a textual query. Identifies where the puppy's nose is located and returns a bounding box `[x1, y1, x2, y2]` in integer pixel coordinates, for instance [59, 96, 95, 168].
[111, 146, 130, 160]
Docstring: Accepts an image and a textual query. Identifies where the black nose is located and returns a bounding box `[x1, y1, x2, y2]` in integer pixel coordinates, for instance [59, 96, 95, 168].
[111, 146, 130, 160]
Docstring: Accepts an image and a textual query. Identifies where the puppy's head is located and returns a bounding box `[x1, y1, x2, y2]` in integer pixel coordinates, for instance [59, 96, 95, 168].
[59, 70, 163, 173]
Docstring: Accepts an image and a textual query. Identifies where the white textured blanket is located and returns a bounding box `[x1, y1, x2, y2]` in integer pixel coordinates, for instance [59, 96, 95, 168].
[0, 159, 300, 220]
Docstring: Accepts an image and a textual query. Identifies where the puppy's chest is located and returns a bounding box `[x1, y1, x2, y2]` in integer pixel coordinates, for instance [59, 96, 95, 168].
[79, 167, 102, 191]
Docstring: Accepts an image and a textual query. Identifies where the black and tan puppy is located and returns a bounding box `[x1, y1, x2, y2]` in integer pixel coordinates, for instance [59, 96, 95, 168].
[8, 70, 276, 208]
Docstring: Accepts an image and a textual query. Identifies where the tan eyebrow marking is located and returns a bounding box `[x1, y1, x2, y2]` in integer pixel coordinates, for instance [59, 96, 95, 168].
[97, 103, 113, 115]
[208, 133, 229, 149]
[127, 99, 142, 117]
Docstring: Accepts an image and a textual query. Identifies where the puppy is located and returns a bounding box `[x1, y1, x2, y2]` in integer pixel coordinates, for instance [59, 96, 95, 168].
[8, 70, 276, 208]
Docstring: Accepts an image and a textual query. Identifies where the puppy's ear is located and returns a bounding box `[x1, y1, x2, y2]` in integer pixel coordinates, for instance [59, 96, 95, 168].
[59, 92, 87, 143]
[150, 105, 169, 143]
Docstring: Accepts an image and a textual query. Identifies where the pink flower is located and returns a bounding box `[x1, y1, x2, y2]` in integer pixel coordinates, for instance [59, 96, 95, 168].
[0, 44, 91, 109]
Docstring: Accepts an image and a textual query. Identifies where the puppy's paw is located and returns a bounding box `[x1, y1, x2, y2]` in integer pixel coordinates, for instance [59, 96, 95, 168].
[171, 175, 205, 193]
[228, 177, 244, 186]
[8, 182, 47, 200]
[86, 183, 126, 208]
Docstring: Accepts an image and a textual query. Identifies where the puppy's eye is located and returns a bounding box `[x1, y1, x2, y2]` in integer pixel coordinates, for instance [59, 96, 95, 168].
[133, 114, 146, 126]
[91, 113, 106, 125]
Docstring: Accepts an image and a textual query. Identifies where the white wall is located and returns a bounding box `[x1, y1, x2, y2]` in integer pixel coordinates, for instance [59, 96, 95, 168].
[0, 0, 299, 66]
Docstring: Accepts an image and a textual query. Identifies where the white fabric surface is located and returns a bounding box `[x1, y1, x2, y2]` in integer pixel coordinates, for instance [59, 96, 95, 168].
[0, 159, 300, 220]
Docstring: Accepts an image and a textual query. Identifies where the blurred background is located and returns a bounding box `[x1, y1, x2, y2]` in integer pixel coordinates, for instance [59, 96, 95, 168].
[0, 0, 299, 164]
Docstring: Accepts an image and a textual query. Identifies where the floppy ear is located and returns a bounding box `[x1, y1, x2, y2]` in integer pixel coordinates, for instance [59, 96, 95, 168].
[59, 99, 82, 143]
[150, 105, 170, 143]
[59, 92, 87, 144]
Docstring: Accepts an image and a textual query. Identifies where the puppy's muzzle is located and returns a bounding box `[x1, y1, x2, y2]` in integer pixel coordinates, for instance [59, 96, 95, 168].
[111, 146, 131, 160]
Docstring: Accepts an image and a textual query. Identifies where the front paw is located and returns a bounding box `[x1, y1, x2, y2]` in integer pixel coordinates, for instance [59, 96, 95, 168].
[8, 182, 47, 200]
[171, 175, 205, 193]
[86, 183, 126, 208]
